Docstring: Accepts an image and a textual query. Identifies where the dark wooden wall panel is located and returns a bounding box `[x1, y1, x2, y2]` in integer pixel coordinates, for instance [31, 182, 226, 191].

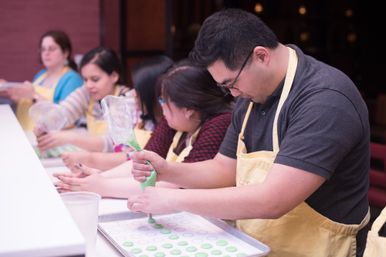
[0, 0, 100, 81]
[125, 1, 166, 51]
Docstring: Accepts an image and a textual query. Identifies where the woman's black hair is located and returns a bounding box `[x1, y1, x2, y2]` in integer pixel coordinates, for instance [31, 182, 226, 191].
[158, 59, 234, 122]
[39, 30, 78, 71]
[79, 46, 125, 85]
[131, 55, 173, 125]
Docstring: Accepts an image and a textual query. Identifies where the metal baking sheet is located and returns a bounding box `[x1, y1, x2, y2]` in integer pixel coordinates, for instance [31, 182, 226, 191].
[98, 211, 270, 257]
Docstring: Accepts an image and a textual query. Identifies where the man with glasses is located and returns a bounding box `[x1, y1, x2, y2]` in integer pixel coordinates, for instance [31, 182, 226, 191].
[128, 8, 370, 257]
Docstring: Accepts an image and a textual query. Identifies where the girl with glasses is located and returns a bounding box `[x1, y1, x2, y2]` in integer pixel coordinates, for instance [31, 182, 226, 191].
[54, 60, 234, 198]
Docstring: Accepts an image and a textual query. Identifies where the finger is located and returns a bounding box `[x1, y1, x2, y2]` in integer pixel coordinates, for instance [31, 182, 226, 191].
[57, 188, 71, 193]
[56, 182, 72, 191]
[57, 182, 80, 192]
[132, 170, 152, 178]
[132, 175, 147, 183]
[61, 152, 69, 160]
[53, 172, 74, 178]
[80, 165, 94, 176]
[127, 197, 144, 212]
[57, 175, 81, 186]
[72, 163, 83, 173]
[37, 139, 53, 151]
[132, 162, 154, 171]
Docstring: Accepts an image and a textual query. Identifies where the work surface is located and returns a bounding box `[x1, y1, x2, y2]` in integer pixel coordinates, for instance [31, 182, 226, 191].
[0, 105, 84, 257]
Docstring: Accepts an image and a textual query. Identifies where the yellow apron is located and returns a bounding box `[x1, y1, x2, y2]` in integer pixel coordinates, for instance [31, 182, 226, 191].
[86, 86, 123, 135]
[166, 128, 201, 162]
[236, 47, 369, 257]
[363, 207, 386, 257]
[16, 67, 69, 131]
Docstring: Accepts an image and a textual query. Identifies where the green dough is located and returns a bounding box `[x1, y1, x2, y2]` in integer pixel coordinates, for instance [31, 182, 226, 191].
[141, 169, 157, 189]
[186, 246, 197, 252]
[211, 249, 222, 255]
[138, 255, 148, 257]
[146, 245, 157, 251]
[160, 228, 171, 234]
[162, 243, 173, 249]
[170, 249, 182, 255]
[131, 248, 142, 254]
[216, 239, 228, 246]
[236, 253, 248, 257]
[153, 223, 163, 229]
[122, 241, 133, 247]
[168, 234, 179, 240]
[155, 253, 165, 257]
[225, 246, 237, 252]
[201, 243, 212, 249]
[195, 253, 208, 257]
[177, 241, 188, 246]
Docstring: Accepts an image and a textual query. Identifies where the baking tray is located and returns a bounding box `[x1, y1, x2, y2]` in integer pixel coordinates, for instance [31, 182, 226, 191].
[98, 211, 270, 257]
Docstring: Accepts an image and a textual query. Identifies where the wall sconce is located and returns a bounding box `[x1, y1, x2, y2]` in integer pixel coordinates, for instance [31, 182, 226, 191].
[254, 3, 263, 14]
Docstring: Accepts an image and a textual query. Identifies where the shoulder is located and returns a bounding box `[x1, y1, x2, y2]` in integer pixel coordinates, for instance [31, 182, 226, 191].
[61, 69, 83, 82]
[33, 69, 47, 81]
[202, 112, 232, 127]
[199, 112, 232, 136]
[116, 85, 131, 96]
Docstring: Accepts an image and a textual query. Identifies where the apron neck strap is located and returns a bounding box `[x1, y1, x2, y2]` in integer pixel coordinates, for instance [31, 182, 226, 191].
[272, 47, 298, 154]
[240, 102, 254, 140]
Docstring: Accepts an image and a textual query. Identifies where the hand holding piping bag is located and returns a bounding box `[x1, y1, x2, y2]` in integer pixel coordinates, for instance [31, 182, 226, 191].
[127, 138, 157, 190]
[101, 95, 156, 220]
[127, 138, 156, 223]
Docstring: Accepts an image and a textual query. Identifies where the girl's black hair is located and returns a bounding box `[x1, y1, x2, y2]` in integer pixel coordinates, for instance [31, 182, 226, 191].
[79, 46, 125, 85]
[158, 59, 234, 122]
[131, 55, 174, 125]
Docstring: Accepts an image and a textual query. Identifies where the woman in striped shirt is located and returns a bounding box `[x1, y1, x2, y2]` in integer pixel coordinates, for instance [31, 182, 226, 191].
[35, 47, 131, 152]
[56, 55, 174, 169]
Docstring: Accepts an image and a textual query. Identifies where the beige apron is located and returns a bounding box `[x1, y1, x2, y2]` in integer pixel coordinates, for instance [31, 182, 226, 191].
[236, 47, 369, 257]
[363, 206, 386, 257]
[86, 86, 122, 135]
[16, 67, 69, 131]
[166, 128, 200, 162]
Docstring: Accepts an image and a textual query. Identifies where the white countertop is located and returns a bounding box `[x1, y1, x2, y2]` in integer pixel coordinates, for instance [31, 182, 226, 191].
[0, 105, 85, 257]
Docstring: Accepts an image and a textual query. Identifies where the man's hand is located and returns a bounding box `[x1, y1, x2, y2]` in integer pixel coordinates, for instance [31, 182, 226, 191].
[127, 187, 179, 214]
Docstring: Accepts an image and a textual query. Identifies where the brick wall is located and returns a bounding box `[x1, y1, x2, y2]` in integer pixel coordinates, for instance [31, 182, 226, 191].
[0, 0, 100, 81]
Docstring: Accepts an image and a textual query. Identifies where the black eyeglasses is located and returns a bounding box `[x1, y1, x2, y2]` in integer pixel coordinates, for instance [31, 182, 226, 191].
[217, 50, 253, 90]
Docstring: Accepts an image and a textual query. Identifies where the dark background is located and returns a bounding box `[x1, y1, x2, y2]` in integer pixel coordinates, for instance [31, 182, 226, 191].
[1, 0, 385, 129]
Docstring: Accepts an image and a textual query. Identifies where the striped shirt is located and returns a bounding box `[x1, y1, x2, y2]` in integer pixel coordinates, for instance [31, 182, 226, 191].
[57, 85, 135, 151]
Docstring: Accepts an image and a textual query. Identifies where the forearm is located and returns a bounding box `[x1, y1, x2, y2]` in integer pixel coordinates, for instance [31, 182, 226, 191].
[160, 154, 236, 189]
[87, 152, 127, 171]
[172, 164, 326, 220]
[172, 185, 279, 220]
[101, 178, 142, 198]
[69, 134, 105, 152]
[101, 160, 133, 178]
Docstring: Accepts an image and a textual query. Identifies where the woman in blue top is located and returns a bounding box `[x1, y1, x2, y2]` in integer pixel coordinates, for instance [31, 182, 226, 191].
[0, 30, 83, 130]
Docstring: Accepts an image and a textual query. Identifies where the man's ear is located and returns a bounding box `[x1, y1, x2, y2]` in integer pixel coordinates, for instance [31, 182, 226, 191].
[252, 46, 269, 63]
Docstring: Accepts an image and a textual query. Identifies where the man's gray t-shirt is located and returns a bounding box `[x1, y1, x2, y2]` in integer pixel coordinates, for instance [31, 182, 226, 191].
[220, 45, 369, 226]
